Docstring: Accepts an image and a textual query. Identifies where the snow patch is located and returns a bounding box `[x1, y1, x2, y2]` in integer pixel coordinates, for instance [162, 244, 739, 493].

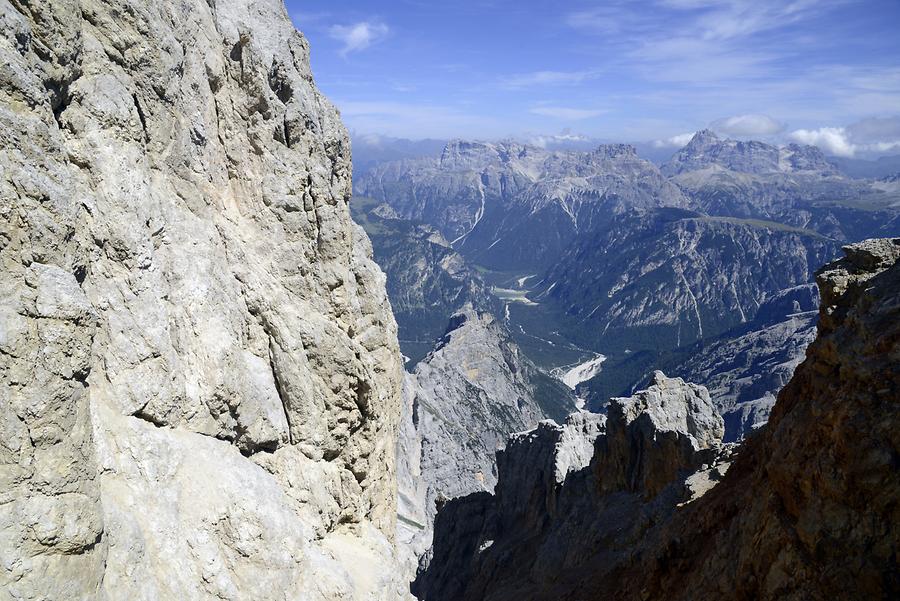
[560, 355, 607, 390]
[516, 274, 537, 288]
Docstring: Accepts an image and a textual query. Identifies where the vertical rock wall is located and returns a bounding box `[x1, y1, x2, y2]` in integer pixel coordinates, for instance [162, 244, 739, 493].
[0, 0, 408, 598]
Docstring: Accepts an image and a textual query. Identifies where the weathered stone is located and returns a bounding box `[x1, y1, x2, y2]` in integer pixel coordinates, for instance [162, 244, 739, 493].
[397, 306, 575, 571]
[0, 0, 408, 598]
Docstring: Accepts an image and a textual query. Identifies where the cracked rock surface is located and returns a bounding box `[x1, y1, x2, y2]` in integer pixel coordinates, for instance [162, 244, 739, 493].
[0, 0, 408, 598]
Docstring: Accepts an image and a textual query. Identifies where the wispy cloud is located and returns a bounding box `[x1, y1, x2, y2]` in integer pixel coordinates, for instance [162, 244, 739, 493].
[334, 100, 499, 139]
[687, 0, 828, 41]
[500, 70, 600, 89]
[564, 0, 843, 85]
[710, 114, 784, 136]
[529, 106, 606, 120]
[299, 0, 897, 145]
[789, 117, 900, 157]
[290, 11, 332, 27]
[653, 132, 696, 148]
[328, 21, 389, 56]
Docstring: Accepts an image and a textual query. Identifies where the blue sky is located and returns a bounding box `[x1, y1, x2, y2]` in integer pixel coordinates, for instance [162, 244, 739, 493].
[284, 0, 900, 157]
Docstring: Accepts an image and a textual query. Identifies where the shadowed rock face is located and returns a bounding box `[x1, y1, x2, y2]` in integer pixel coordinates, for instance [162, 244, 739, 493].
[541, 208, 838, 353]
[0, 0, 409, 598]
[414, 238, 900, 601]
[671, 284, 821, 442]
[413, 373, 730, 600]
[396, 307, 576, 570]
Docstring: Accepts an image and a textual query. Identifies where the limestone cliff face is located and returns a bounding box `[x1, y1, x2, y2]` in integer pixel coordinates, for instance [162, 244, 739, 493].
[415, 239, 900, 601]
[397, 308, 576, 569]
[0, 1, 408, 599]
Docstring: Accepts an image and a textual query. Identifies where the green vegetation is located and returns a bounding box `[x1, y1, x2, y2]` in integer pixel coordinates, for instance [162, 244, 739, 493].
[349, 195, 393, 236]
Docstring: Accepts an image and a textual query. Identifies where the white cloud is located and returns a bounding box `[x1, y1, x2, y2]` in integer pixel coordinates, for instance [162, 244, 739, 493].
[564, 1, 849, 89]
[653, 132, 696, 148]
[501, 70, 600, 89]
[328, 21, 389, 56]
[789, 118, 900, 157]
[290, 11, 331, 27]
[710, 114, 784, 136]
[691, 0, 827, 41]
[528, 132, 591, 148]
[789, 127, 855, 157]
[529, 106, 606, 120]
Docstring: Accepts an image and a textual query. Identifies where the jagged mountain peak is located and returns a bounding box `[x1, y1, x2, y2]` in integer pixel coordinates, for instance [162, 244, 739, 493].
[440, 138, 507, 166]
[664, 131, 839, 177]
[437, 139, 642, 171]
[415, 238, 900, 601]
[592, 143, 639, 158]
[687, 128, 721, 146]
[357, 138, 688, 270]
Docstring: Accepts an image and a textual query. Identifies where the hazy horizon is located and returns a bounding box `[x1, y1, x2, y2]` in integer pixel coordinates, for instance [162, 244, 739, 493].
[285, 0, 900, 159]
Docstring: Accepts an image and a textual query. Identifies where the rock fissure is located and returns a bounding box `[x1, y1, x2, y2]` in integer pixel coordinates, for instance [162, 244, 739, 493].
[266, 334, 294, 446]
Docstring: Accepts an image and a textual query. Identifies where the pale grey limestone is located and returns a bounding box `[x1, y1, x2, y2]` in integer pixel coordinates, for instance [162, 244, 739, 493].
[396, 307, 575, 572]
[0, 0, 409, 598]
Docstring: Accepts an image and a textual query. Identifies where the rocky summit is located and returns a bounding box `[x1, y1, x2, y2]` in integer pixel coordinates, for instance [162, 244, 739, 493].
[357, 132, 900, 446]
[415, 239, 900, 601]
[0, 0, 410, 599]
[414, 371, 732, 600]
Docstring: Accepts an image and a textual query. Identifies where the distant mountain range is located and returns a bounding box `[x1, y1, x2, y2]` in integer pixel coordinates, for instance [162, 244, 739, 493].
[351, 132, 900, 177]
[352, 130, 900, 443]
[357, 140, 688, 270]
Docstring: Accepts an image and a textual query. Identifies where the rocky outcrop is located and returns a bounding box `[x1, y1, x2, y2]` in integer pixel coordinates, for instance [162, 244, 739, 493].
[414, 372, 729, 600]
[664, 131, 899, 240]
[662, 129, 840, 176]
[602, 237, 900, 601]
[414, 238, 900, 601]
[0, 1, 408, 599]
[397, 307, 576, 569]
